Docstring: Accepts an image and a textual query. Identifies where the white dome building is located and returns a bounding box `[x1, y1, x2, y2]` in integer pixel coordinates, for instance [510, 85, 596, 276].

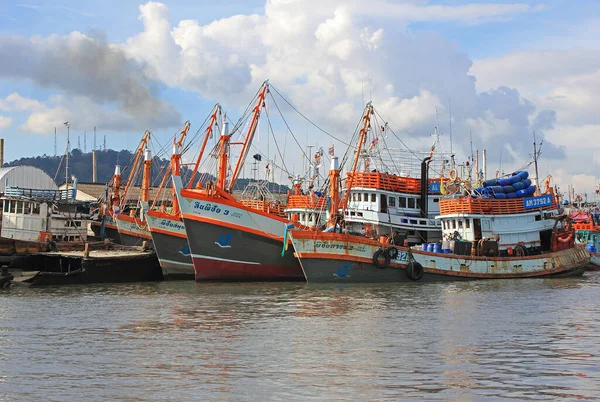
[0, 166, 58, 193]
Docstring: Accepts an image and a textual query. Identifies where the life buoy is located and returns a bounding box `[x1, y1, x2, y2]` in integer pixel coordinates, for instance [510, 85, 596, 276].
[449, 168, 458, 181]
[373, 249, 390, 269]
[386, 247, 398, 260]
[405, 261, 424, 281]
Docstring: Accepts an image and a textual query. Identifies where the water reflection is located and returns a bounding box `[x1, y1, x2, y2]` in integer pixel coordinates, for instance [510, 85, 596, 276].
[0, 275, 599, 400]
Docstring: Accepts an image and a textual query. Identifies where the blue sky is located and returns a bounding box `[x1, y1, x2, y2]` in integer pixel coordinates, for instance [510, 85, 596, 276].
[0, 0, 599, 192]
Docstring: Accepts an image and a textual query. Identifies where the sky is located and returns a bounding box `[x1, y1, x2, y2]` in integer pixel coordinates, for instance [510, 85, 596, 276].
[0, 0, 599, 196]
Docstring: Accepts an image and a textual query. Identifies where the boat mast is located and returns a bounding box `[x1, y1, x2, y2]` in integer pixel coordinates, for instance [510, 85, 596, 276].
[141, 147, 152, 203]
[228, 81, 269, 193]
[120, 131, 150, 211]
[337, 102, 373, 221]
[187, 106, 220, 188]
[533, 130, 540, 194]
[64, 121, 70, 190]
[150, 121, 191, 212]
[217, 115, 230, 189]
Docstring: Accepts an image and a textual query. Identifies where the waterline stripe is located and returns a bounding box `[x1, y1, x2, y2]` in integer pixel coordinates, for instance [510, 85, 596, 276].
[159, 258, 194, 268]
[191, 254, 260, 265]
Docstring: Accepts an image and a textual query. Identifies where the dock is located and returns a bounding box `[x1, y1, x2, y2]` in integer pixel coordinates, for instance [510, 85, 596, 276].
[10, 244, 163, 286]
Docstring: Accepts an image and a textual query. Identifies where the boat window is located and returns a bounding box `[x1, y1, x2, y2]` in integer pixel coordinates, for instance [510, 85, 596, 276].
[357, 193, 362, 201]
[465, 219, 471, 229]
[416, 199, 421, 210]
[408, 198, 415, 209]
[442, 221, 446, 230]
[452, 220, 456, 229]
[358, 212, 363, 217]
[410, 219, 417, 224]
[3, 201, 8, 213]
[352, 193, 356, 202]
[399, 197, 406, 208]
[11, 201, 18, 214]
[433, 198, 439, 203]
[32, 203, 40, 215]
[23, 202, 30, 215]
[420, 220, 426, 225]
[389, 197, 396, 207]
[535, 215, 541, 221]
[364, 193, 369, 202]
[458, 220, 463, 228]
[371, 194, 376, 202]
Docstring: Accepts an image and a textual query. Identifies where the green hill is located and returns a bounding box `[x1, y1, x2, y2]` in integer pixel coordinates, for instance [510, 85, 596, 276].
[6, 149, 290, 193]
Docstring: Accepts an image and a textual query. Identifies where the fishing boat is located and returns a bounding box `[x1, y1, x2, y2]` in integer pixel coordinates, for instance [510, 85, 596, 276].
[288, 104, 589, 282]
[174, 81, 306, 281]
[146, 107, 219, 279]
[342, 127, 449, 245]
[571, 210, 600, 269]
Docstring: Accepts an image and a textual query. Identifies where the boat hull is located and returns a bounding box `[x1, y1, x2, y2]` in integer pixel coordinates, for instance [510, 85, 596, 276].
[90, 220, 121, 243]
[588, 251, 600, 271]
[290, 232, 589, 283]
[174, 178, 304, 281]
[146, 213, 194, 280]
[115, 215, 153, 248]
[183, 217, 303, 281]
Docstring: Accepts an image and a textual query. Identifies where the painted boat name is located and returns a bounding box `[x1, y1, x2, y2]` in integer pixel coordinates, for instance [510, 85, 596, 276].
[192, 202, 243, 218]
[314, 240, 367, 252]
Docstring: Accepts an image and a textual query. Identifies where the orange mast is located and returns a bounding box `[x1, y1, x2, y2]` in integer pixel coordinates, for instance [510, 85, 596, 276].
[120, 130, 150, 211]
[150, 122, 191, 211]
[141, 147, 152, 202]
[109, 165, 122, 215]
[216, 114, 231, 189]
[227, 81, 269, 192]
[187, 106, 220, 188]
[339, 103, 373, 214]
[326, 157, 340, 227]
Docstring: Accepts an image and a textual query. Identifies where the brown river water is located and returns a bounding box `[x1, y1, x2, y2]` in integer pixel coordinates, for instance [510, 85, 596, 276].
[1, 274, 599, 401]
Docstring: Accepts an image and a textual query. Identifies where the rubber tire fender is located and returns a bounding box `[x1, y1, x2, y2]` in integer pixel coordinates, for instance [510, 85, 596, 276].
[386, 247, 398, 260]
[373, 249, 391, 269]
[405, 261, 424, 281]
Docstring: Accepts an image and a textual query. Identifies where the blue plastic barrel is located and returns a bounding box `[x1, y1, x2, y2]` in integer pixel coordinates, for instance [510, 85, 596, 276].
[522, 178, 532, 187]
[512, 181, 525, 191]
[516, 189, 527, 197]
[587, 245, 596, 253]
[516, 171, 529, 180]
[509, 175, 521, 184]
[526, 185, 536, 195]
[494, 192, 507, 199]
[502, 185, 515, 193]
[442, 249, 451, 254]
[489, 186, 504, 194]
[433, 243, 442, 253]
[483, 178, 498, 187]
[422, 243, 428, 251]
[497, 178, 511, 186]
[427, 243, 435, 252]
[506, 192, 517, 199]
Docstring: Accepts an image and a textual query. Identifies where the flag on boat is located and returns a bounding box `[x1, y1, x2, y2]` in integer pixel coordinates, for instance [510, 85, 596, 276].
[329, 145, 334, 156]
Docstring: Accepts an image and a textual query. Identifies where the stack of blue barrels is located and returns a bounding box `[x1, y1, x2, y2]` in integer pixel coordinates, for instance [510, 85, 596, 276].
[474, 171, 537, 199]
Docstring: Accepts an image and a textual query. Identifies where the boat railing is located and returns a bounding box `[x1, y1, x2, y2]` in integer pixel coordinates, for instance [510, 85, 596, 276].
[4, 187, 76, 201]
[239, 199, 287, 217]
[439, 192, 557, 215]
[286, 194, 327, 210]
[346, 172, 443, 194]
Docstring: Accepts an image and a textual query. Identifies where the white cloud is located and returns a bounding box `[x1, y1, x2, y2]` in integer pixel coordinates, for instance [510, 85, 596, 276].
[0, 115, 12, 130]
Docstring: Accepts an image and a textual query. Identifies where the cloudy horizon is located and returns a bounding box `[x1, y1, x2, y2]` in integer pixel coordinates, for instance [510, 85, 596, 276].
[0, 0, 598, 196]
